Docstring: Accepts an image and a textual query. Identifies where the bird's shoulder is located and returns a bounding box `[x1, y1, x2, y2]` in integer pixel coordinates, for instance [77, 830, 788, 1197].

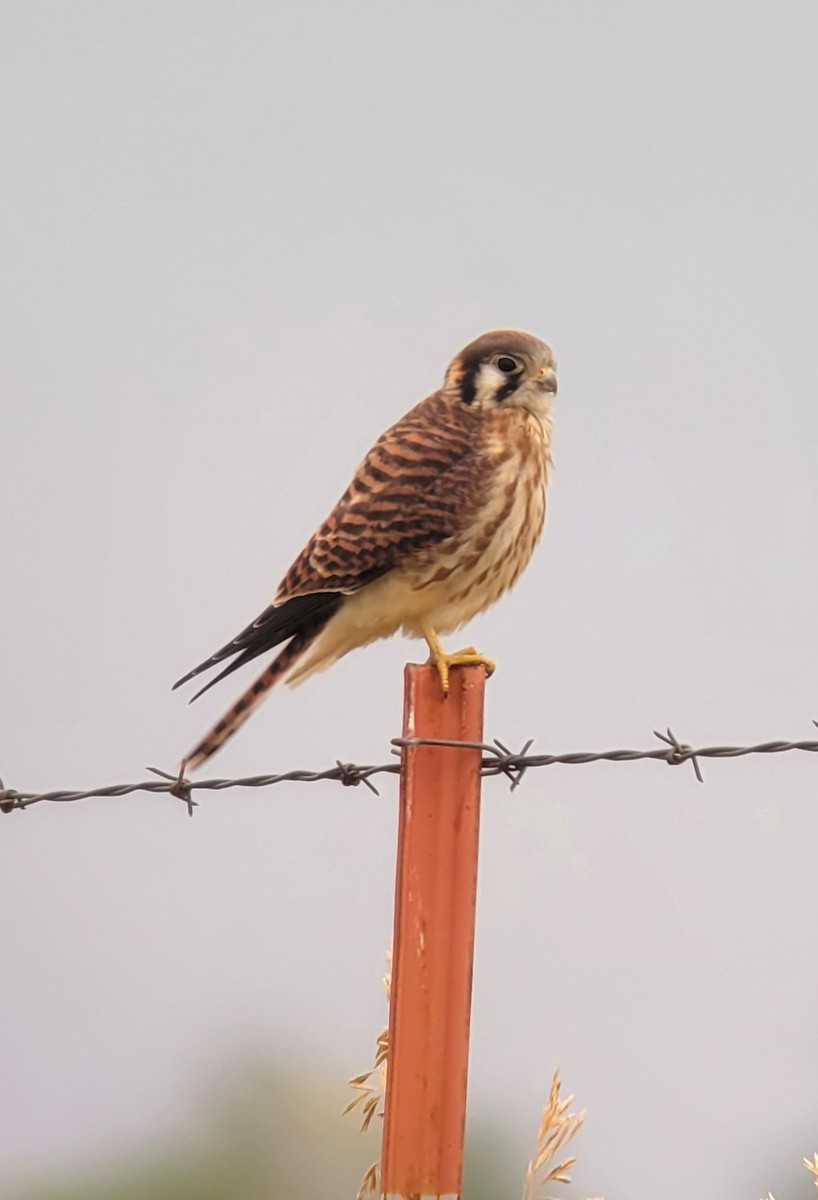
[274, 390, 486, 603]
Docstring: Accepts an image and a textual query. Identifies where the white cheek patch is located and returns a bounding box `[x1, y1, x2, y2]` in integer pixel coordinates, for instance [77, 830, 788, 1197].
[474, 363, 507, 407]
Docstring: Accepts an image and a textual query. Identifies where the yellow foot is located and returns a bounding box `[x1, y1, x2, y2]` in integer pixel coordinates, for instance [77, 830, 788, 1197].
[421, 626, 496, 695]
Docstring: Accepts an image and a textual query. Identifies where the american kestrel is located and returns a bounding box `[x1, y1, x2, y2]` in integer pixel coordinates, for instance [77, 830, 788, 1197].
[174, 329, 557, 769]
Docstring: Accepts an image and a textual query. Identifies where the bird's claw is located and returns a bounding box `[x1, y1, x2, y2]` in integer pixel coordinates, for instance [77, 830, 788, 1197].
[427, 644, 496, 695]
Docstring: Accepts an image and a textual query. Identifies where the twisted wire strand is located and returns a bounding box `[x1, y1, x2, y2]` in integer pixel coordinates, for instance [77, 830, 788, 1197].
[2, 724, 817, 815]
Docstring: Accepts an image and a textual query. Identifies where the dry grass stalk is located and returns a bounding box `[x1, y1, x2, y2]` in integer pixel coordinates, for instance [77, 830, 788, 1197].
[356, 1161, 379, 1199]
[806, 1153, 818, 1187]
[343, 1027, 388, 1132]
[523, 1069, 586, 1200]
[345, 954, 391, 1198]
[762, 1151, 818, 1199]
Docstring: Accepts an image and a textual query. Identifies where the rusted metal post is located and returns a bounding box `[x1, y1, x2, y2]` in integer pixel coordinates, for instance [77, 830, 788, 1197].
[380, 663, 486, 1200]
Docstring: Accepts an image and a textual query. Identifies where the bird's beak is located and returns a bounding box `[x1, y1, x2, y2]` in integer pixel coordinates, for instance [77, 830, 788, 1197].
[538, 367, 558, 395]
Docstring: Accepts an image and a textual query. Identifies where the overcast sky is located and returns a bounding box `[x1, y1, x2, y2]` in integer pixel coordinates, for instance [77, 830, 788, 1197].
[2, 3, 818, 1198]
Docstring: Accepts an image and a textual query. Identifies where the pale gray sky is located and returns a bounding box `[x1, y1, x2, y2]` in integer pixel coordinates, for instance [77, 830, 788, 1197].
[2, 2, 818, 1198]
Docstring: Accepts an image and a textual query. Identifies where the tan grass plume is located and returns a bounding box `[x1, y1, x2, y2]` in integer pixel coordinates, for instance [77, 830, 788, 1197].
[523, 1069, 586, 1200]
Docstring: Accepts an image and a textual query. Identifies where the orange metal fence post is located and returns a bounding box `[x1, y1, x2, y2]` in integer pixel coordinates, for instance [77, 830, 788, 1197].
[380, 663, 486, 1200]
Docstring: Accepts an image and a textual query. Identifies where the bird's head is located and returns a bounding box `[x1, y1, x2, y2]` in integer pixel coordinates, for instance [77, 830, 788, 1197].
[443, 329, 557, 418]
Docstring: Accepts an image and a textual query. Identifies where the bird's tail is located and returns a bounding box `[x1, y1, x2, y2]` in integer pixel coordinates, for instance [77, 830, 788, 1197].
[184, 627, 319, 771]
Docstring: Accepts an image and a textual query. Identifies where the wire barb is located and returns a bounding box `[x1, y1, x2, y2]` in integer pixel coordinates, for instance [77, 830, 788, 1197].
[653, 727, 704, 782]
[146, 761, 197, 816]
[2, 723, 817, 812]
[0, 777, 20, 815]
[335, 761, 380, 795]
[493, 737, 535, 792]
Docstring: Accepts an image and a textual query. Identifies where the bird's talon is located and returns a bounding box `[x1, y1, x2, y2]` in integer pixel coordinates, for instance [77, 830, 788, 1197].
[424, 632, 495, 694]
[448, 650, 496, 678]
[426, 654, 450, 694]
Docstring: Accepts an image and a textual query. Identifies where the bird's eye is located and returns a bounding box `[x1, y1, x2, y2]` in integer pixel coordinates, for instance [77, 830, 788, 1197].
[494, 355, 523, 375]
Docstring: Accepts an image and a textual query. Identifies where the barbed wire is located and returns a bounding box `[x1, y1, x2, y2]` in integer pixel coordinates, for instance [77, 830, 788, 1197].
[2, 723, 817, 815]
